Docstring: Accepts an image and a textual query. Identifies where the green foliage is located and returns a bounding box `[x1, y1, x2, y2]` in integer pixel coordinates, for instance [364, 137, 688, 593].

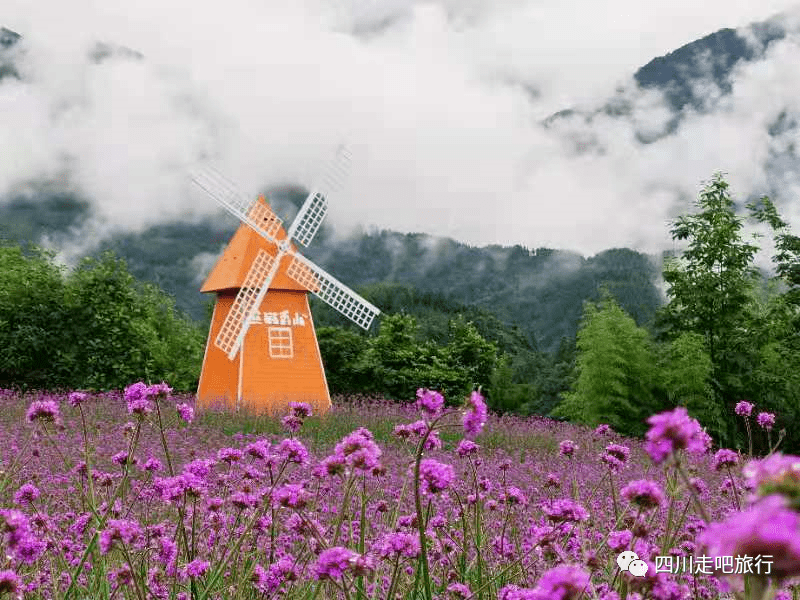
[317, 313, 500, 404]
[442, 315, 498, 393]
[358, 313, 465, 401]
[317, 326, 371, 393]
[656, 174, 760, 444]
[487, 355, 536, 414]
[0, 244, 204, 392]
[0, 243, 68, 388]
[551, 293, 657, 435]
[654, 332, 723, 438]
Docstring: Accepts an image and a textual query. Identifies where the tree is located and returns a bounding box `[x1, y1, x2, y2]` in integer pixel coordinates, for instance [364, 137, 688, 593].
[656, 173, 760, 443]
[551, 293, 657, 435]
[0, 243, 68, 388]
[316, 326, 371, 393]
[442, 316, 498, 395]
[745, 197, 800, 449]
[655, 332, 722, 438]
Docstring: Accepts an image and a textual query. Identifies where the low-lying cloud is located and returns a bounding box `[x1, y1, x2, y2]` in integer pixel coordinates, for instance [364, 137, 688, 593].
[1, 0, 799, 262]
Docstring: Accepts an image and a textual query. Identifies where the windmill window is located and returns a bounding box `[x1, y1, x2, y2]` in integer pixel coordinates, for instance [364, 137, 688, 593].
[268, 326, 293, 359]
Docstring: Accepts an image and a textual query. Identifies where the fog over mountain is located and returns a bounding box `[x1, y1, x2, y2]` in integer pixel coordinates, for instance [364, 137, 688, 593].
[2, 1, 800, 260]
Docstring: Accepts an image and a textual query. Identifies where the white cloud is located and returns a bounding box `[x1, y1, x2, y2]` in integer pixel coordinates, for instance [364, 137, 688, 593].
[1, 0, 800, 260]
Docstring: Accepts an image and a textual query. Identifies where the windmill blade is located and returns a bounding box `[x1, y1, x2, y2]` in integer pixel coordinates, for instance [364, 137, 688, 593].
[287, 191, 327, 247]
[215, 248, 280, 359]
[320, 144, 352, 193]
[285, 253, 380, 330]
[286, 145, 351, 247]
[191, 167, 282, 243]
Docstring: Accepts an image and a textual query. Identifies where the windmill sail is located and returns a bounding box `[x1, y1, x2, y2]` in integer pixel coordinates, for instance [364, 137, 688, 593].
[191, 168, 282, 243]
[215, 249, 279, 359]
[285, 253, 380, 330]
[287, 191, 327, 247]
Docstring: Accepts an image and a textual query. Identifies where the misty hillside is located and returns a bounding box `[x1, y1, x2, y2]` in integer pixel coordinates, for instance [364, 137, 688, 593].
[1, 12, 797, 351]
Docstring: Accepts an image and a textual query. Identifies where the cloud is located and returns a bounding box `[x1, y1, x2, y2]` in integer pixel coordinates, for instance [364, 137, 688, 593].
[1, 0, 800, 262]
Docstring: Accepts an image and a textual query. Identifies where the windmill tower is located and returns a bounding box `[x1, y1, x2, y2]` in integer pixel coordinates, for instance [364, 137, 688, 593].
[192, 147, 380, 415]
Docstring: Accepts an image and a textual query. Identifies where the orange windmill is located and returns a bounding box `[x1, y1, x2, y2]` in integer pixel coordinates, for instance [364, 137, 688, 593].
[191, 147, 380, 415]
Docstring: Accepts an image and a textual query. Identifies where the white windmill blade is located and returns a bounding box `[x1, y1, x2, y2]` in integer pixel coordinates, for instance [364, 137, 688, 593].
[215, 248, 281, 359]
[286, 145, 351, 247]
[320, 144, 352, 193]
[287, 191, 328, 247]
[285, 253, 380, 330]
[191, 167, 283, 244]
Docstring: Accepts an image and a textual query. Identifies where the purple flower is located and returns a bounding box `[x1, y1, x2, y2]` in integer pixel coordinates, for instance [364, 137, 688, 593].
[447, 582, 472, 598]
[147, 382, 172, 400]
[13, 483, 40, 505]
[315, 454, 347, 478]
[419, 459, 455, 494]
[757, 412, 776, 431]
[99, 519, 143, 554]
[176, 403, 194, 424]
[644, 407, 711, 464]
[559, 440, 577, 457]
[621, 480, 664, 510]
[281, 415, 303, 432]
[607, 530, 633, 551]
[276, 439, 309, 465]
[288, 402, 312, 418]
[462, 390, 487, 437]
[543, 499, 589, 523]
[245, 439, 270, 459]
[545, 473, 561, 488]
[111, 451, 129, 466]
[334, 429, 381, 471]
[26, 400, 60, 423]
[0, 570, 22, 595]
[713, 449, 739, 471]
[742, 453, 800, 506]
[217, 447, 243, 463]
[735, 400, 754, 416]
[184, 559, 210, 579]
[594, 424, 613, 436]
[68, 392, 88, 407]
[503, 486, 527, 506]
[532, 565, 592, 600]
[699, 494, 800, 579]
[457, 439, 480, 457]
[274, 484, 309, 509]
[416, 388, 445, 417]
[373, 532, 421, 559]
[314, 547, 359, 580]
[124, 382, 152, 415]
[603, 443, 630, 466]
[183, 458, 215, 479]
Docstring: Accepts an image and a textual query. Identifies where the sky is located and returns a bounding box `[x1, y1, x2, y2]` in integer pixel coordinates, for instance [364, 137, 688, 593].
[2, 0, 800, 261]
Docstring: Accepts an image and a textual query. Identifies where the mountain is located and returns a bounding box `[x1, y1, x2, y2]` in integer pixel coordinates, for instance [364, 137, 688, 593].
[544, 15, 796, 150]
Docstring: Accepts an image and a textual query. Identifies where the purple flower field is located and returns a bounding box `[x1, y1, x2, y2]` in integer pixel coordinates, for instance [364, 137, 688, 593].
[0, 385, 798, 600]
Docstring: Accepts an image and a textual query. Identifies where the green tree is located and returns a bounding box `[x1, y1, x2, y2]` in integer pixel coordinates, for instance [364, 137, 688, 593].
[0, 243, 68, 388]
[745, 197, 800, 449]
[657, 174, 760, 443]
[443, 315, 498, 395]
[551, 294, 657, 435]
[488, 355, 536, 414]
[655, 332, 722, 437]
[316, 326, 371, 393]
[62, 251, 204, 391]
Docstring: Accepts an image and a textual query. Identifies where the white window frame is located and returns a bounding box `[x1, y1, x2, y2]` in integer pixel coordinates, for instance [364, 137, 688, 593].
[268, 326, 293, 359]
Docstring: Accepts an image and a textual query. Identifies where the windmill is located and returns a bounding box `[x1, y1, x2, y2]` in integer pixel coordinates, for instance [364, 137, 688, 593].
[191, 146, 380, 415]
